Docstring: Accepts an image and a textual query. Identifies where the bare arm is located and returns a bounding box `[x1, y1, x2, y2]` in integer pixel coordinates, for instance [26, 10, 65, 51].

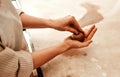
[20, 13, 84, 34]
[20, 12, 97, 69]
[32, 25, 97, 69]
[31, 42, 69, 69]
[20, 13, 53, 28]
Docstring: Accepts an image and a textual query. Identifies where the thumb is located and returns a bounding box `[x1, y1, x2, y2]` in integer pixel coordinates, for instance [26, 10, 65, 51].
[65, 26, 78, 34]
[82, 40, 92, 47]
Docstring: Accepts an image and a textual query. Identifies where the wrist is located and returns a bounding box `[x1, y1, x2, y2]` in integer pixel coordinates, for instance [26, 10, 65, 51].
[58, 42, 71, 54]
[46, 19, 55, 28]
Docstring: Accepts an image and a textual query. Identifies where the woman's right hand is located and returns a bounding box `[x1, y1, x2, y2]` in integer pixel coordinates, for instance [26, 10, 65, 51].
[63, 25, 97, 50]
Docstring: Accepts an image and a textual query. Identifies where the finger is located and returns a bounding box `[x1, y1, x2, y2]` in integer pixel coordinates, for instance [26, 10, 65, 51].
[66, 36, 92, 48]
[87, 27, 97, 40]
[65, 26, 78, 34]
[70, 17, 84, 33]
[70, 37, 92, 47]
[74, 21, 84, 32]
[76, 40, 92, 48]
[81, 40, 92, 47]
[85, 25, 95, 37]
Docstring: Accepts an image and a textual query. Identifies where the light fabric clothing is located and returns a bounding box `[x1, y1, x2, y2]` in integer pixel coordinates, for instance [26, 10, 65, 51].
[0, 0, 33, 77]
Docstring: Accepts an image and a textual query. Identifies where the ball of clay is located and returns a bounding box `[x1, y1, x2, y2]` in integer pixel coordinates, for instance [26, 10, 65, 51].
[72, 32, 85, 42]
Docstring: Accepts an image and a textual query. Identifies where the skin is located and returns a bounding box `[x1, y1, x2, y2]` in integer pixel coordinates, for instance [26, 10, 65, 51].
[71, 32, 85, 42]
[20, 14, 84, 34]
[20, 13, 97, 69]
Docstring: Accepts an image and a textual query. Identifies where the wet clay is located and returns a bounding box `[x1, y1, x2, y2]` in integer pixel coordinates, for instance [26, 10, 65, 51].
[71, 32, 85, 42]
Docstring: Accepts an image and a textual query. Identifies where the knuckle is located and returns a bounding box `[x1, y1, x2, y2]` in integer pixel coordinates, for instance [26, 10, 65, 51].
[71, 15, 74, 18]
[69, 16, 75, 23]
[68, 15, 74, 20]
[70, 16, 75, 19]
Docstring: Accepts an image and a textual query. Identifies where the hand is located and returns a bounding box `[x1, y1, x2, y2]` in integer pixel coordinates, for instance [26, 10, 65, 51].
[64, 25, 97, 50]
[52, 15, 84, 34]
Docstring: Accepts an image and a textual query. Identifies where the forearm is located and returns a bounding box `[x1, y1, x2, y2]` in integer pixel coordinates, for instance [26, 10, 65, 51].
[20, 13, 54, 28]
[31, 42, 70, 69]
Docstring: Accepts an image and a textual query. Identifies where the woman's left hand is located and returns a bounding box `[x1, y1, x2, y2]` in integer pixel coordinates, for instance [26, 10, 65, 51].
[52, 15, 84, 34]
[63, 25, 97, 50]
